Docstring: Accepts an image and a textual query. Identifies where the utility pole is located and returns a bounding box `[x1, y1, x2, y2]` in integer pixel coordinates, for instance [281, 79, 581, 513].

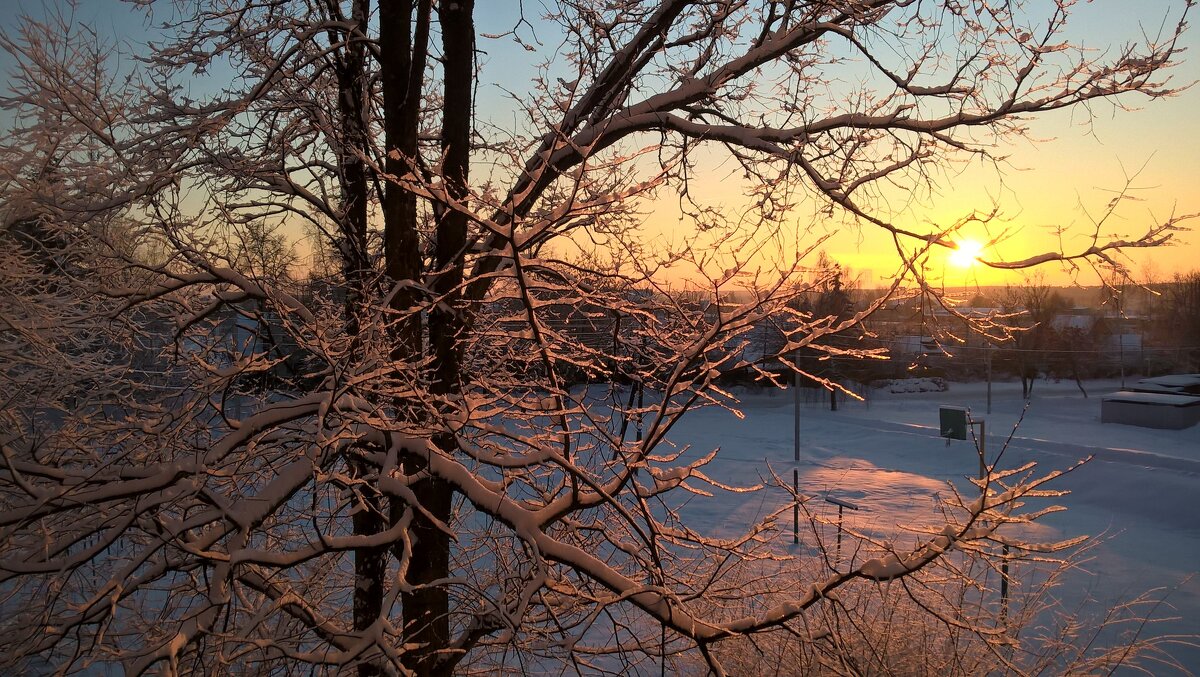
[986, 347, 993, 415]
[976, 418, 987, 489]
[973, 416, 1010, 627]
[793, 352, 801, 545]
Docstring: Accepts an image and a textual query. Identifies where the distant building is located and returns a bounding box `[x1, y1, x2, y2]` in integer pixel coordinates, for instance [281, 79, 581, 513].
[1102, 374, 1200, 429]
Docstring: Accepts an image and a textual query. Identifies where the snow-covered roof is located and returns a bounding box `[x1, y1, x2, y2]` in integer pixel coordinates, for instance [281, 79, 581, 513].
[1129, 383, 1192, 396]
[1137, 374, 1200, 388]
[1101, 390, 1200, 407]
[1051, 315, 1093, 331]
[1128, 374, 1200, 397]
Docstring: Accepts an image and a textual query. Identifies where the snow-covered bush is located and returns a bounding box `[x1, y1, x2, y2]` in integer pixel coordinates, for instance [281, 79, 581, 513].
[878, 377, 950, 393]
[689, 547, 1190, 676]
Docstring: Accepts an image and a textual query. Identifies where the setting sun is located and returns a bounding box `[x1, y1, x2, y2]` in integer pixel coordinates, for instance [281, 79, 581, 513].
[949, 239, 984, 268]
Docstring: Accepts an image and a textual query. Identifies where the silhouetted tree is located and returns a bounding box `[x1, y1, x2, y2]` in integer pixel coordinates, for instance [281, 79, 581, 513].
[1, 2, 1194, 674]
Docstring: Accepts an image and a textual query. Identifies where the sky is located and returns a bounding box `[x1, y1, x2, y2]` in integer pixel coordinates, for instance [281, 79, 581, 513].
[486, 1, 1200, 289]
[2, 1, 1197, 289]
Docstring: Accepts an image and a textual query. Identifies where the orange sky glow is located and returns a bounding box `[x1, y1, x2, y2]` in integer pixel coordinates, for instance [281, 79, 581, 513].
[639, 83, 1200, 291]
[4, 1, 1196, 291]
[581, 2, 1200, 291]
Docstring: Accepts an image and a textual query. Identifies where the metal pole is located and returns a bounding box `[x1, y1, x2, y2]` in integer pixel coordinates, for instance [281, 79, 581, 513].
[793, 469, 799, 546]
[978, 419, 987, 483]
[661, 618, 666, 677]
[986, 349, 993, 415]
[1120, 331, 1126, 389]
[975, 418, 1010, 621]
[794, 356, 800, 463]
[636, 380, 643, 443]
[1120, 274, 1127, 389]
[836, 503, 844, 564]
[824, 497, 860, 565]
[1001, 545, 1010, 618]
[793, 355, 801, 545]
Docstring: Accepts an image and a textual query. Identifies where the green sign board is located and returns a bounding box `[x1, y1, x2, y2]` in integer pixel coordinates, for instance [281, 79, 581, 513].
[940, 406, 969, 441]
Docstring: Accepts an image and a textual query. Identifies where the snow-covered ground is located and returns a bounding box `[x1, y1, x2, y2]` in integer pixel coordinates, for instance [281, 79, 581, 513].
[663, 377, 1200, 671]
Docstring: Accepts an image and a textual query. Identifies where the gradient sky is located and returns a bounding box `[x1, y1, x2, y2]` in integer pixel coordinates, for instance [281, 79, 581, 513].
[468, 1, 1200, 290]
[4, 1, 1197, 289]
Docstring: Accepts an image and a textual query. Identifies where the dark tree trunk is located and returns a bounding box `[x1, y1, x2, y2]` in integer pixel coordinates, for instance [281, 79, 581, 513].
[379, 7, 438, 665]
[1071, 358, 1088, 398]
[399, 1, 473, 674]
[335, 1, 387, 675]
[382, 0, 428, 359]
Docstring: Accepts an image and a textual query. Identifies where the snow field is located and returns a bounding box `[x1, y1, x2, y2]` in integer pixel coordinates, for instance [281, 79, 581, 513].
[657, 378, 1200, 672]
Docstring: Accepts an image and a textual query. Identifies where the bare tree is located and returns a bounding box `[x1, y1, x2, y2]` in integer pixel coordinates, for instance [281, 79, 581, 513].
[1, 1, 1196, 675]
[1159, 270, 1200, 369]
[792, 251, 863, 409]
[999, 276, 1070, 399]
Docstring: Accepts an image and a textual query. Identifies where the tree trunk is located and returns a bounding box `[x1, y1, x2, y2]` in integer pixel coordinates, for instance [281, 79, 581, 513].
[1071, 358, 1088, 398]
[399, 2, 474, 673]
[1021, 366, 1035, 400]
[379, 6, 436, 665]
[382, 0, 427, 359]
[337, 1, 387, 674]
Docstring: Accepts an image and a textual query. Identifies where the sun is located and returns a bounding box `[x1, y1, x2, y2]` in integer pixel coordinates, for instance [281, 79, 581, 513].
[949, 239, 984, 268]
